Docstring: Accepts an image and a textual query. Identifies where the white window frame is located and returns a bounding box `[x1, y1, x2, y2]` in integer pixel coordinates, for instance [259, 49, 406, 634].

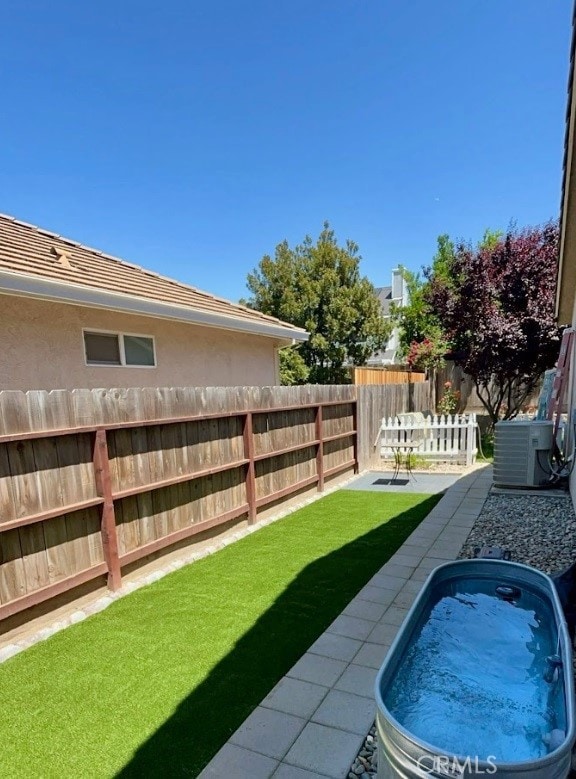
[82, 328, 157, 368]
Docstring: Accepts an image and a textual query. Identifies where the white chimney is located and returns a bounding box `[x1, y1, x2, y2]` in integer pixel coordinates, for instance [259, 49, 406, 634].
[392, 268, 404, 301]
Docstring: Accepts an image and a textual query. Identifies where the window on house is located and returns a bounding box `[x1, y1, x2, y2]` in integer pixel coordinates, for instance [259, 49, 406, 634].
[84, 331, 156, 367]
[123, 335, 155, 366]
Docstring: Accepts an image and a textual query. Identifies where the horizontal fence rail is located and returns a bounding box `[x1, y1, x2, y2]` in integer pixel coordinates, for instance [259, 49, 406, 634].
[378, 413, 477, 465]
[0, 386, 358, 621]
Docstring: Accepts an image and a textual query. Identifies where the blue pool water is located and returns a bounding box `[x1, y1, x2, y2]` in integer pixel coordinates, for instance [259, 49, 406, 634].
[384, 578, 563, 761]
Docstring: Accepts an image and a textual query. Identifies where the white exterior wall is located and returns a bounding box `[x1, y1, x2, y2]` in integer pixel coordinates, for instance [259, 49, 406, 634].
[369, 268, 410, 365]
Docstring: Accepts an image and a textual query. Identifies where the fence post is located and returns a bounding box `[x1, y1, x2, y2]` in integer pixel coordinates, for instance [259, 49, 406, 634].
[243, 412, 257, 523]
[466, 413, 476, 466]
[315, 405, 324, 491]
[352, 399, 359, 474]
[93, 429, 122, 591]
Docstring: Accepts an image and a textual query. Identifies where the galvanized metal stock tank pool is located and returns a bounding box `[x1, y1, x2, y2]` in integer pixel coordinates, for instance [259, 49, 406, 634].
[374, 560, 575, 778]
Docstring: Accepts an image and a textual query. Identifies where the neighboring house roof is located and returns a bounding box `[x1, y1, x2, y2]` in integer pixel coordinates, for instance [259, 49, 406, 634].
[0, 213, 308, 342]
[557, 5, 576, 325]
[374, 286, 393, 316]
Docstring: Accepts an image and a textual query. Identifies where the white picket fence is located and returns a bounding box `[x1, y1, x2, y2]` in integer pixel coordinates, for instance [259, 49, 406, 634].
[376, 412, 478, 465]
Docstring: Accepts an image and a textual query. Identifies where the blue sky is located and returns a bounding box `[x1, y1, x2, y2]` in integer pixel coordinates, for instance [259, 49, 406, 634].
[1, 1, 572, 302]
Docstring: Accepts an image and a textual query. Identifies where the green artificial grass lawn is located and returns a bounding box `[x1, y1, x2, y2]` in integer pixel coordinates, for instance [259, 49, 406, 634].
[0, 489, 439, 778]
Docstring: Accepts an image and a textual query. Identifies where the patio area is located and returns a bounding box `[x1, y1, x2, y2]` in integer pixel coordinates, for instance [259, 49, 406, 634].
[344, 470, 464, 495]
[199, 465, 493, 778]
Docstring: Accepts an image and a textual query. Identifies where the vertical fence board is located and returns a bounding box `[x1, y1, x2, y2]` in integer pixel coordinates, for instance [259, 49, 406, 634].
[0, 391, 32, 435]
[173, 421, 192, 532]
[6, 441, 45, 519]
[33, 439, 68, 584]
[0, 444, 16, 526]
[134, 430, 156, 547]
[114, 427, 139, 555]
[0, 529, 26, 603]
[19, 522, 51, 594]
[78, 435, 104, 568]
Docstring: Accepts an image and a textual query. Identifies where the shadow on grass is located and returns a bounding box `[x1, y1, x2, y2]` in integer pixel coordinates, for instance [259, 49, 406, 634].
[116, 495, 439, 778]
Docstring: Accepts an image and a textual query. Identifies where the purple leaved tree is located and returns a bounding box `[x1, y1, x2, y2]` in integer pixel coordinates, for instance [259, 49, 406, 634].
[426, 222, 562, 427]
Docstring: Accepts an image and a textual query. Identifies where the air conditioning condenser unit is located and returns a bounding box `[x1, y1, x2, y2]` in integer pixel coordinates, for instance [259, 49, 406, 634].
[493, 420, 554, 488]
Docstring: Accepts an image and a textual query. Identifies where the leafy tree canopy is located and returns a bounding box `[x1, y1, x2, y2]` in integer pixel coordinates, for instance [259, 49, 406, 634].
[392, 230, 504, 362]
[278, 347, 310, 385]
[390, 264, 445, 359]
[425, 221, 561, 424]
[244, 223, 391, 384]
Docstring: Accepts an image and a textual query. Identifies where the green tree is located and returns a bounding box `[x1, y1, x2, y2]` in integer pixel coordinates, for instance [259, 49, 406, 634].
[278, 347, 310, 385]
[429, 234, 457, 287]
[426, 222, 560, 425]
[392, 230, 504, 363]
[244, 223, 391, 384]
[390, 266, 444, 359]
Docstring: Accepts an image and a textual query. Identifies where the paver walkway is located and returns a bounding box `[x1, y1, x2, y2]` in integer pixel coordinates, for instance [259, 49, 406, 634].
[199, 465, 493, 779]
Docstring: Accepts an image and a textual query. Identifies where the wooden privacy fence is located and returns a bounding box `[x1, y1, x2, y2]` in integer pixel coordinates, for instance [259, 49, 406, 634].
[0, 386, 357, 622]
[355, 382, 435, 469]
[377, 413, 478, 465]
[352, 367, 426, 385]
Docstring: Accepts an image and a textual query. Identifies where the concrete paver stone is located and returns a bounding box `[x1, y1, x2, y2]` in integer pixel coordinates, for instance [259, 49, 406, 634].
[392, 589, 419, 609]
[380, 606, 409, 627]
[326, 614, 374, 641]
[334, 663, 378, 699]
[287, 653, 347, 687]
[273, 764, 332, 779]
[262, 677, 330, 719]
[368, 618, 407, 646]
[284, 722, 365, 778]
[198, 743, 279, 779]
[389, 552, 425, 567]
[352, 641, 391, 670]
[379, 563, 416, 578]
[307, 633, 363, 663]
[367, 573, 406, 590]
[342, 598, 389, 622]
[356, 585, 398, 606]
[311, 689, 376, 735]
[230, 707, 307, 760]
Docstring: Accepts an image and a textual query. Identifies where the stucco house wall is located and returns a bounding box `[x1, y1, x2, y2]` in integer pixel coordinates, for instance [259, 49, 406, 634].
[0, 294, 284, 390]
[0, 213, 308, 391]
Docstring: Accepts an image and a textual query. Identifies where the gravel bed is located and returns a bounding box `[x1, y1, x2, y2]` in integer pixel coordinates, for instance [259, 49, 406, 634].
[349, 489, 576, 778]
[458, 491, 576, 573]
[348, 723, 377, 777]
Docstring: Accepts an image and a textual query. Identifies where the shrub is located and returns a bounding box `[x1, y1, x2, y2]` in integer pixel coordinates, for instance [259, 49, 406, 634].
[437, 380, 460, 415]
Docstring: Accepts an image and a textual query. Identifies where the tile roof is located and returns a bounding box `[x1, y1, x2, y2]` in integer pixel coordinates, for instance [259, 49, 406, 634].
[0, 213, 307, 339]
[374, 285, 393, 316]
